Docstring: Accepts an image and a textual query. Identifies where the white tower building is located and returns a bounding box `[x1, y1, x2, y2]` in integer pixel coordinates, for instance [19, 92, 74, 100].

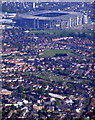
[69, 17, 72, 28]
[33, 2, 36, 9]
[82, 2, 84, 7]
[83, 15, 88, 24]
[77, 16, 79, 26]
[80, 16, 82, 25]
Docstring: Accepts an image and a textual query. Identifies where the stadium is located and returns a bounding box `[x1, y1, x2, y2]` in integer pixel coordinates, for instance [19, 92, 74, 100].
[15, 11, 86, 29]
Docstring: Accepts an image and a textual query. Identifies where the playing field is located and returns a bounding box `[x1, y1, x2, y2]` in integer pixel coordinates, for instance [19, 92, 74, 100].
[42, 49, 72, 57]
[30, 30, 54, 35]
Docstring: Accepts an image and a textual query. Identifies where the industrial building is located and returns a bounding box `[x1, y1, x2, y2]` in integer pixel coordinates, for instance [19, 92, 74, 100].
[15, 11, 88, 29]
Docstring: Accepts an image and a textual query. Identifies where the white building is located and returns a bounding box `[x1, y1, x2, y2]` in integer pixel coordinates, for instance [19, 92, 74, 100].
[33, 2, 36, 9]
[83, 15, 88, 24]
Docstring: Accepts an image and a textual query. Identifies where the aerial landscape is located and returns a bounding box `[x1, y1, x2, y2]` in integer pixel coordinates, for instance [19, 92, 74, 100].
[0, 1, 95, 120]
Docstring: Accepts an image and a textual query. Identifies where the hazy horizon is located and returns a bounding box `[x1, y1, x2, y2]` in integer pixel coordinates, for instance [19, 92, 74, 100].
[2, 0, 94, 2]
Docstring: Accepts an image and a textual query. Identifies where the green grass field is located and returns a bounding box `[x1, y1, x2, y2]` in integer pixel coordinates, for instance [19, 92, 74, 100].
[30, 29, 93, 40]
[42, 49, 72, 57]
[30, 30, 54, 35]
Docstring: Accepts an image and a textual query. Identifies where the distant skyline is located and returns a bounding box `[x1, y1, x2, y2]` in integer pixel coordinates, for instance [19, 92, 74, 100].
[2, 0, 94, 2]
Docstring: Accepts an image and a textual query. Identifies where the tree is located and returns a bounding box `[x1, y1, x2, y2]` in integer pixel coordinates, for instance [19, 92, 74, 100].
[55, 99, 60, 105]
[38, 118, 44, 120]
[45, 90, 49, 97]
[47, 117, 52, 120]
[22, 94, 26, 98]
[37, 87, 44, 96]
[18, 86, 24, 93]
[28, 86, 32, 93]
[38, 110, 42, 115]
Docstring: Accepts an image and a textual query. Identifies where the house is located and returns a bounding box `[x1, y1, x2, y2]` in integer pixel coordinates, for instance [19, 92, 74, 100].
[0, 89, 12, 95]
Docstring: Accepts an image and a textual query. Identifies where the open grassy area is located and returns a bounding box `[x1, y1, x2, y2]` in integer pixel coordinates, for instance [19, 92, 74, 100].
[42, 49, 72, 57]
[30, 29, 93, 40]
[30, 30, 54, 35]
